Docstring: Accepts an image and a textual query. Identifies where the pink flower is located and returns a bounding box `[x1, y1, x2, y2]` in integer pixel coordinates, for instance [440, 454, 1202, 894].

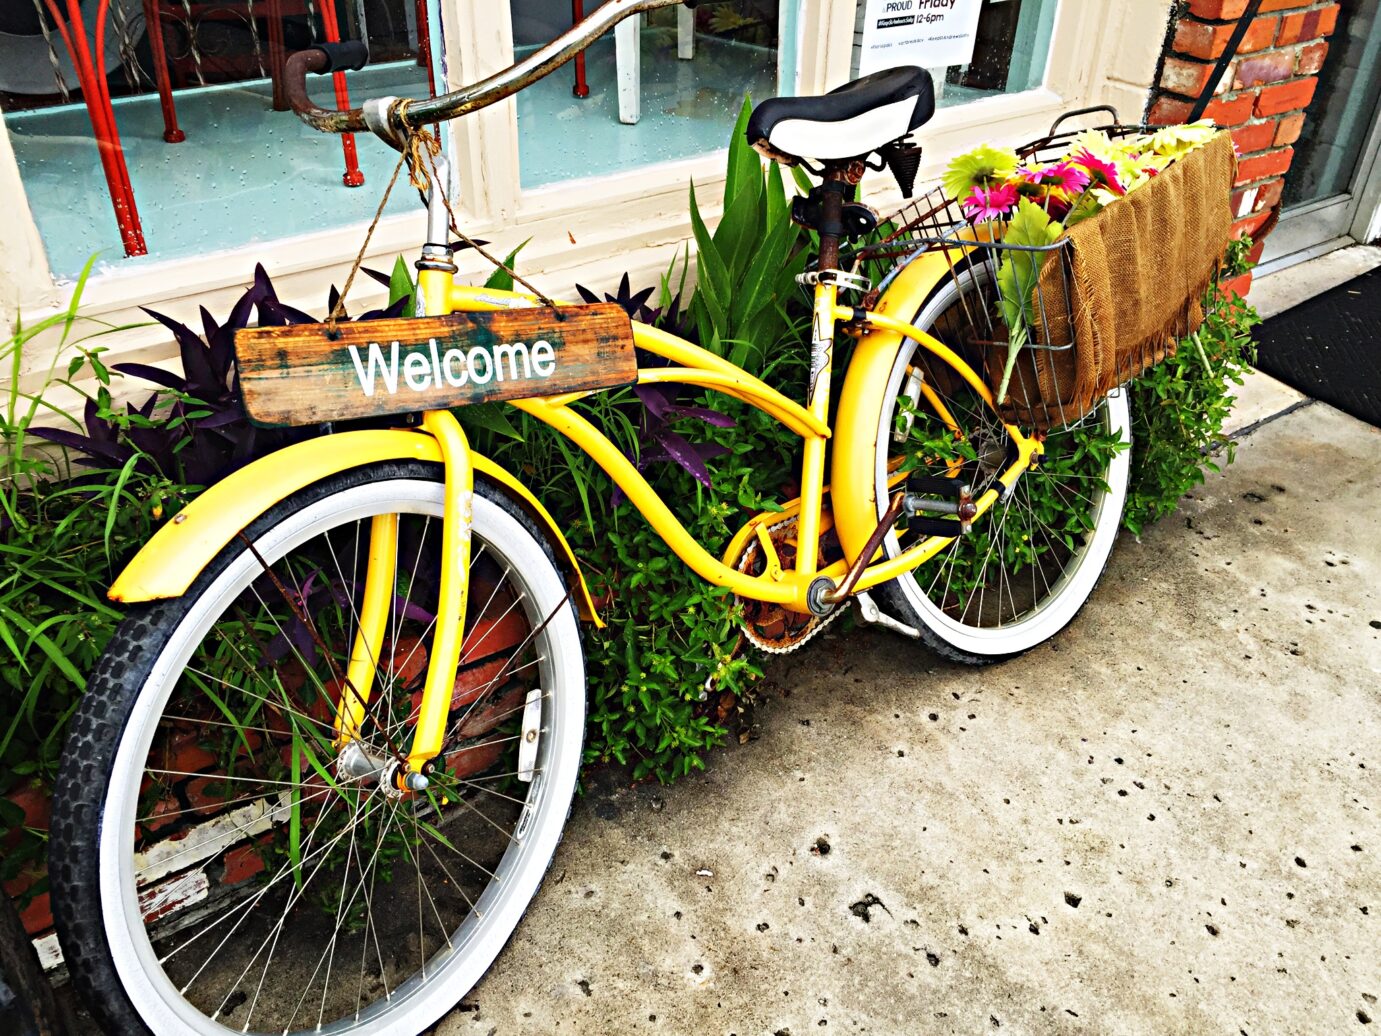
[1018, 161, 1090, 193]
[1042, 160, 1091, 193]
[1072, 149, 1125, 196]
[961, 182, 1019, 221]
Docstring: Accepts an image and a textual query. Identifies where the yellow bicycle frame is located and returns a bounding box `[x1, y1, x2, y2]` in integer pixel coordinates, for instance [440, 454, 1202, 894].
[110, 244, 1041, 776]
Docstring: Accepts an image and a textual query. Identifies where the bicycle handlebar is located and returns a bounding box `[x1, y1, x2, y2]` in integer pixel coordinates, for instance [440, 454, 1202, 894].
[284, 0, 695, 147]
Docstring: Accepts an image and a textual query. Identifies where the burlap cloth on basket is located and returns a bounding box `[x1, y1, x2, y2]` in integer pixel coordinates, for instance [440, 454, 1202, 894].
[992, 130, 1237, 430]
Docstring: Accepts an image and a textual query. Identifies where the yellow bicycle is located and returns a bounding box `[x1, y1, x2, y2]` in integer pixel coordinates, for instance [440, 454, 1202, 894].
[50, 1, 1130, 1032]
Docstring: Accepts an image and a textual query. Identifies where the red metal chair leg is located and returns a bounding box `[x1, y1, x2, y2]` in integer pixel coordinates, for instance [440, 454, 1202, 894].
[571, 0, 589, 97]
[45, 0, 147, 256]
[268, 0, 287, 112]
[140, 0, 185, 142]
[318, 0, 364, 187]
[415, 0, 435, 95]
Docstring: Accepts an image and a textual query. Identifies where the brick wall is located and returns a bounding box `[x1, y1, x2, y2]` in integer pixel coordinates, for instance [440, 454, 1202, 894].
[1146, 0, 1341, 293]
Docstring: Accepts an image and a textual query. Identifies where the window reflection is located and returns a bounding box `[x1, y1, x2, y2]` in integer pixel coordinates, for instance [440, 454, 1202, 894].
[1, 0, 434, 276]
[510, 0, 784, 189]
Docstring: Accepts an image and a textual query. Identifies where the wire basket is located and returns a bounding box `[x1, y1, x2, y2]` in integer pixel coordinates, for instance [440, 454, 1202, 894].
[845, 111, 1171, 431]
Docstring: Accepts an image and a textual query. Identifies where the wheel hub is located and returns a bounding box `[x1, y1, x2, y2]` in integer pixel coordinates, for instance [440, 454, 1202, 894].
[335, 741, 426, 797]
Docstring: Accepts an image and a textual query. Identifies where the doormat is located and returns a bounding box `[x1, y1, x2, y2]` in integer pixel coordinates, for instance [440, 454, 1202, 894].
[1253, 265, 1380, 428]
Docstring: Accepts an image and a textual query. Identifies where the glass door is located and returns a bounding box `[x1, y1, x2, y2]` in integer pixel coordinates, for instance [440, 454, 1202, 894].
[1264, 0, 1381, 262]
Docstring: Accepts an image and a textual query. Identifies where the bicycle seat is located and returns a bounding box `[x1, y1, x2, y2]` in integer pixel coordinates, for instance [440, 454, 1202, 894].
[746, 66, 935, 164]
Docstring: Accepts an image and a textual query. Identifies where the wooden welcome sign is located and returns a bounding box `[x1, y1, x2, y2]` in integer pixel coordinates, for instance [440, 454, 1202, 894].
[234, 303, 638, 427]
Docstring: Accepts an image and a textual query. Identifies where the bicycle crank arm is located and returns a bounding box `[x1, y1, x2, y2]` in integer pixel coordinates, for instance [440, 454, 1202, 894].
[815, 479, 979, 612]
[817, 491, 909, 610]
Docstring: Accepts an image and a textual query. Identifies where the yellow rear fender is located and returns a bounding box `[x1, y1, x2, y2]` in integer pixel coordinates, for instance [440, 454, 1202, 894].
[108, 429, 604, 627]
[831, 246, 973, 562]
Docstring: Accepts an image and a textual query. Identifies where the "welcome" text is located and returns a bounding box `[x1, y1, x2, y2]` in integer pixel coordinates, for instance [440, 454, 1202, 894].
[348, 338, 558, 397]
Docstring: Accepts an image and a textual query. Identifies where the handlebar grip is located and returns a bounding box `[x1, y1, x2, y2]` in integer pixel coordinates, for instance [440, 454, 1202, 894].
[311, 40, 371, 74]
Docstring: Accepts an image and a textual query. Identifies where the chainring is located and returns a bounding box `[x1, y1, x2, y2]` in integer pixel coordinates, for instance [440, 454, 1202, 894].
[731, 517, 845, 654]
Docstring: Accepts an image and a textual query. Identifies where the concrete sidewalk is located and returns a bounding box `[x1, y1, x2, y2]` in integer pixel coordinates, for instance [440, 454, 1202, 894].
[438, 401, 1380, 1035]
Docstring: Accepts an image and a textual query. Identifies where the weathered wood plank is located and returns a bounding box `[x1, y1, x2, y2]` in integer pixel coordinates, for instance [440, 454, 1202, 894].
[234, 303, 637, 427]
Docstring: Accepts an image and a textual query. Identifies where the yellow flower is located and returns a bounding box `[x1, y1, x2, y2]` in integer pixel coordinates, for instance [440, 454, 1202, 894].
[1067, 129, 1123, 163]
[1148, 119, 1218, 157]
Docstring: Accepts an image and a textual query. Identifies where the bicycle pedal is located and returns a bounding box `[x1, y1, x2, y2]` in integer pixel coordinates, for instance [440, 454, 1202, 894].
[903, 514, 970, 538]
[902, 476, 976, 534]
[905, 474, 967, 498]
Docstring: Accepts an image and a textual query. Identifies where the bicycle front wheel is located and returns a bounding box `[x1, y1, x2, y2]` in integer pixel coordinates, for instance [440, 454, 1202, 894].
[51, 463, 585, 1036]
[871, 271, 1131, 663]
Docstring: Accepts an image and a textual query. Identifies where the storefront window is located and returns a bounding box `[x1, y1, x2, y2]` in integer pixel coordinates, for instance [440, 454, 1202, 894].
[1, 0, 436, 278]
[510, 0, 790, 190]
[851, 0, 1056, 105]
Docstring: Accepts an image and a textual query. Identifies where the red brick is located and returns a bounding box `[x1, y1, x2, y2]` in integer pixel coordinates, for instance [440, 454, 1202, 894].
[1231, 177, 1284, 215]
[1277, 11, 1303, 44]
[1160, 57, 1215, 97]
[182, 775, 230, 816]
[5, 869, 52, 936]
[155, 737, 218, 776]
[1273, 112, 1306, 144]
[1235, 52, 1297, 88]
[1217, 272, 1254, 301]
[1189, 0, 1249, 17]
[1280, 3, 1340, 43]
[446, 738, 505, 780]
[1258, 0, 1315, 11]
[1174, 19, 1235, 59]
[1296, 40, 1329, 75]
[1241, 15, 1281, 51]
[411, 649, 515, 718]
[459, 605, 527, 664]
[20, 890, 52, 937]
[1148, 96, 1194, 126]
[1232, 210, 1273, 239]
[1232, 120, 1278, 154]
[386, 634, 428, 688]
[1204, 90, 1259, 126]
[220, 844, 266, 886]
[1255, 78, 1317, 115]
[4, 785, 50, 834]
[1246, 238, 1267, 264]
[1235, 146, 1295, 184]
[1257, 177, 1286, 210]
[456, 685, 527, 739]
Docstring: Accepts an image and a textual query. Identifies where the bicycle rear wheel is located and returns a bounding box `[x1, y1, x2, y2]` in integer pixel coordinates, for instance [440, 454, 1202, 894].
[51, 463, 585, 1036]
[871, 271, 1131, 663]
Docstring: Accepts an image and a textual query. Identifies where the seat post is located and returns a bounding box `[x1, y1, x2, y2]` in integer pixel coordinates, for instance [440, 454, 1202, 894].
[815, 165, 850, 273]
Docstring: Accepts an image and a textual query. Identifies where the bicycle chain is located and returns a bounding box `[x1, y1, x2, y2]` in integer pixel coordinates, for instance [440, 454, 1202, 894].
[732, 516, 847, 655]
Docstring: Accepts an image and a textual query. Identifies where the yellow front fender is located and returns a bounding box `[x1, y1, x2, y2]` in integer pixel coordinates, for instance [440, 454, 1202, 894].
[109, 429, 604, 627]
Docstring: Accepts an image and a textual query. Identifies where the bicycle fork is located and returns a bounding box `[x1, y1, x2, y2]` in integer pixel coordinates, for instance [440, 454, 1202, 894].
[332, 409, 474, 788]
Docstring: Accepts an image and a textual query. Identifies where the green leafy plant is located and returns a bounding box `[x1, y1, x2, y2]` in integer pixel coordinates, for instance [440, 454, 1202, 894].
[0, 260, 168, 908]
[1124, 239, 1260, 534]
[688, 98, 812, 373]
